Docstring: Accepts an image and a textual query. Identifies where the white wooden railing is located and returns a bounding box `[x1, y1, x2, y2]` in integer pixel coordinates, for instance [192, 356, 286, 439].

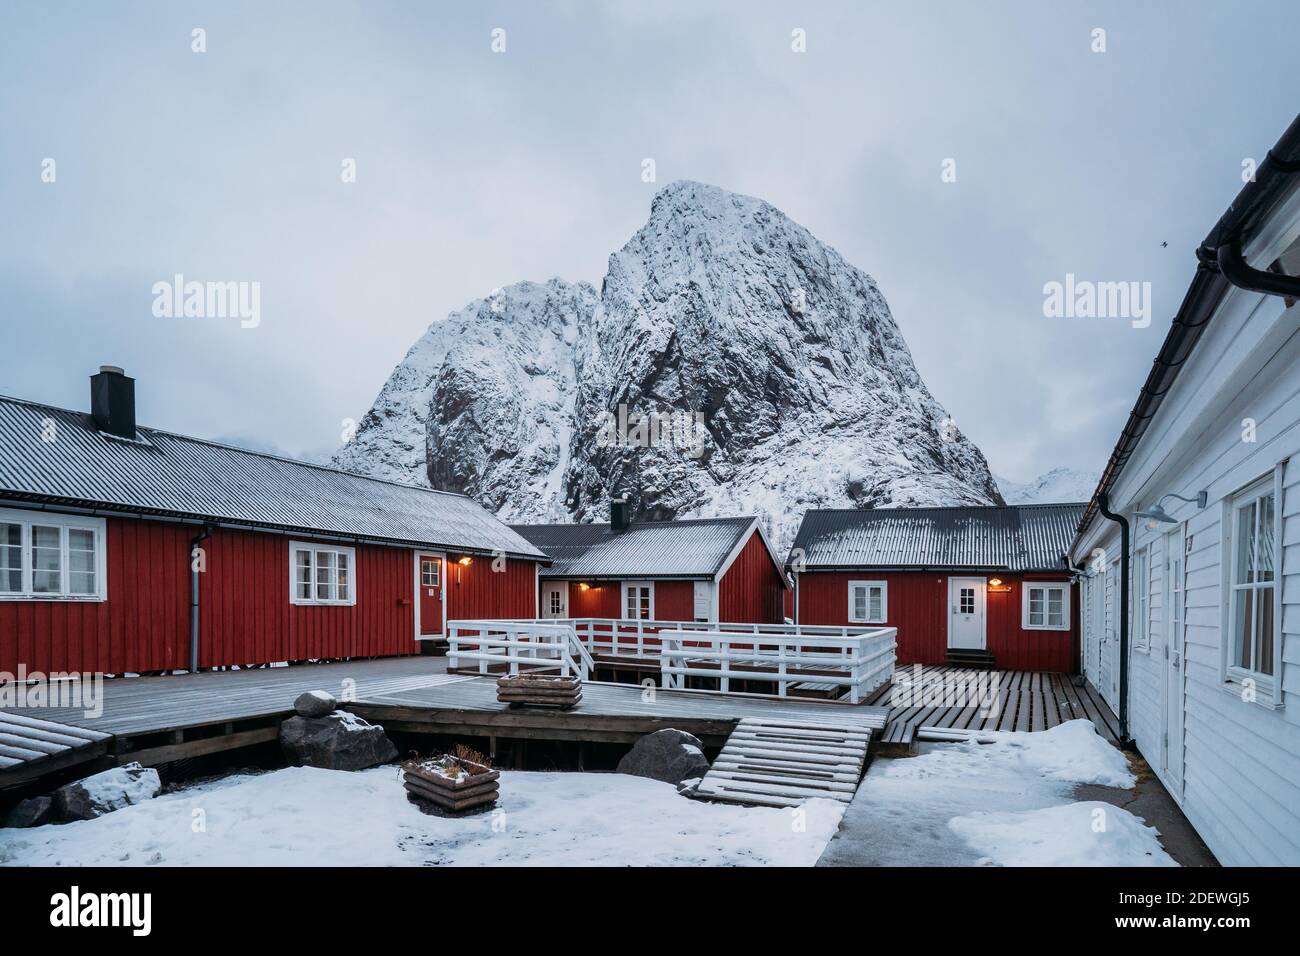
[658, 627, 896, 704]
[447, 620, 593, 680]
[508, 618, 875, 661]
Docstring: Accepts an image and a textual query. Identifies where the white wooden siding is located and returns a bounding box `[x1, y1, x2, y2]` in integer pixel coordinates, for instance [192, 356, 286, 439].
[1072, 278, 1300, 866]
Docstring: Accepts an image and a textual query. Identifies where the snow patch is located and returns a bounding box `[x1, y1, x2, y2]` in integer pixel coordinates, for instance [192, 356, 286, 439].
[1, 767, 842, 867]
[950, 801, 1177, 867]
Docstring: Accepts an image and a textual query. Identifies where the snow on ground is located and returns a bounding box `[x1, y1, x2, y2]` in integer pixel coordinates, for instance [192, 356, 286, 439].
[0, 767, 843, 867]
[837, 720, 1173, 866]
[951, 801, 1177, 867]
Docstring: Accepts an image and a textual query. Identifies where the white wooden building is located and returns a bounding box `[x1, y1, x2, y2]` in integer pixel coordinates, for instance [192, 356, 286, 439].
[1071, 116, 1300, 866]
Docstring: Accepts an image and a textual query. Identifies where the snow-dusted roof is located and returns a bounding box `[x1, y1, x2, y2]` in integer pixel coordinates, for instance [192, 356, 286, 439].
[511, 516, 761, 579]
[0, 395, 545, 560]
[790, 503, 1084, 572]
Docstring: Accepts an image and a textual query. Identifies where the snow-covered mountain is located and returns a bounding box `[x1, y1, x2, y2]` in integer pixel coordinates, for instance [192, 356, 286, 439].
[335, 181, 1004, 550]
[996, 467, 1097, 505]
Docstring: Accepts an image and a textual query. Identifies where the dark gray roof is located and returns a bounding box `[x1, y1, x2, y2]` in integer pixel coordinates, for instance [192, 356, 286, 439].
[511, 516, 764, 579]
[790, 503, 1085, 572]
[0, 396, 545, 560]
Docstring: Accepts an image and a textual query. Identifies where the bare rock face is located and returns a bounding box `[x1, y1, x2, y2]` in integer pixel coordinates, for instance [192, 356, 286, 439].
[617, 728, 711, 786]
[279, 711, 397, 771]
[55, 762, 161, 821]
[334, 182, 1002, 552]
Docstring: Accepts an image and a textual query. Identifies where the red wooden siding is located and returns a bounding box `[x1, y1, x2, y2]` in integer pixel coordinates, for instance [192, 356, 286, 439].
[1, 515, 543, 675]
[566, 581, 620, 618]
[718, 532, 785, 624]
[199, 528, 415, 667]
[445, 556, 538, 621]
[1, 518, 190, 675]
[796, 570, 1078, 672]
[655, 581, 694, 621]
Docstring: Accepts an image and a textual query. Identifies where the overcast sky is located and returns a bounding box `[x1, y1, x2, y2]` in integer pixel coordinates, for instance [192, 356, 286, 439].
[2, 1, 1297, 482]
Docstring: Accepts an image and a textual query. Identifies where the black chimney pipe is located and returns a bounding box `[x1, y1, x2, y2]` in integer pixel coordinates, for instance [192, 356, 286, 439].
[90, 366, 137, 439]
[610, 497, 629, 533]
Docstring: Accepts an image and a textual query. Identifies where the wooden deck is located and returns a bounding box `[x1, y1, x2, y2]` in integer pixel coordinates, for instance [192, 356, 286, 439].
[349, 677, 890, 748]
[0, 656, 889, 784]
[863, 666, 1121, 748]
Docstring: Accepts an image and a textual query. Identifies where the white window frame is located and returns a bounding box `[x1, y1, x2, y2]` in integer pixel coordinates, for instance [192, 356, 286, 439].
[0, 507, 107, 602]
[847, 580, 888, 624]
[622, 580, 655, 621]
[1133, 546, 1151, 651]
[1221, 471, 1283, 704]
[289, 541, 357, 607]
[1022, 582, 1070, 631]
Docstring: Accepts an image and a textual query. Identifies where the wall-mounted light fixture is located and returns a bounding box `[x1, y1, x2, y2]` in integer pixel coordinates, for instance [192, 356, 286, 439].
[458, 555, 473, 566]
[578, 582, 590, 591]
[989, 577, 1003, 587]
[1135, 491, 1208, 530]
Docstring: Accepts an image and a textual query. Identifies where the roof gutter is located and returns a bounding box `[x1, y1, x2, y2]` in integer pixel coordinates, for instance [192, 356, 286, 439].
[1096, 493, 1130, 745]
[1076, 115, 1300, 542]
[189, 525, 213, 673]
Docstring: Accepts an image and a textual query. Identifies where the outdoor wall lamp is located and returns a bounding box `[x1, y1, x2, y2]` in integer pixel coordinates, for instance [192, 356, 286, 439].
[989, 578, 1003, 587]
[457, 556, 473, 566]
[1134, 491, 1208, 529]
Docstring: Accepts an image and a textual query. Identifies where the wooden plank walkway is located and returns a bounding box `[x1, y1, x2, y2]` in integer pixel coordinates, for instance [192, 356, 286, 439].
[350, 678, 890, 747]
[695, 713, 884, 808]
[0, 712, 112, 786]
[864, 666, 1121, 748]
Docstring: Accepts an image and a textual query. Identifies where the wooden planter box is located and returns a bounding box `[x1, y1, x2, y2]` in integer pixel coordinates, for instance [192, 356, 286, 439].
[496, 674, 582, 710]
[403, 762, 500, 812]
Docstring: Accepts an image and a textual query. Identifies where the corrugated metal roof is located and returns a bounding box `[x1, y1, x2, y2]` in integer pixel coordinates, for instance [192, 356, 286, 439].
[789, 503, 1084, 572]
[0, 396, 545, 560]
[511, 517, 756, 578]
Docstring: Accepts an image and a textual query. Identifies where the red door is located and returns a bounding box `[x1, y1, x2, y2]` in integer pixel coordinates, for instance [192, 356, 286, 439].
[417, 553, 443, 637]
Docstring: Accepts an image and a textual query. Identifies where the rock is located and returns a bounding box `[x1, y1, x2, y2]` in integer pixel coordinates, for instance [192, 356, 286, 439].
[55, 763, 161, 821]
[294, 689, 337, 718]
[3, 795, 56, 828]
[617, 729, 710, 786]
[279, 711, 397, 771]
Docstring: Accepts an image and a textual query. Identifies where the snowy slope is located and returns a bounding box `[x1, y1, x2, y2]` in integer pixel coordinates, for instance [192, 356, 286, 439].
[334, 181, 1003, 551]
[997, 467, 1097, 505]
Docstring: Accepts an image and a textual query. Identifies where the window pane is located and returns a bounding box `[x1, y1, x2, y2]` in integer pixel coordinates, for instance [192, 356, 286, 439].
[316, 551, 335, 600]
[1233, 589, 1253, 670]
[868, 587, 882, 621]
[32, 525, 61, 593]
[0, 523, 20, 593]
[295, 550, 313, 599]
[1257, 493, 1275, 583]
[337, 553, 350, 600]
[1235, 502, 1256, 584]
[853, 587, 866, 619]
[1257, 586, 1274, 677]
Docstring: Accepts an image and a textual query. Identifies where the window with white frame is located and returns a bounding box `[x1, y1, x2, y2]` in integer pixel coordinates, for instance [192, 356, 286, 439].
[1227, 475, 1280, 688]
[549, 588, 564, 616]
[1133, 546, 1150, 650]
[848, 580, 887, 624]
[290, 542, 356, 606]
[623, 581, 653, 620]
[1022, 583, 1070, 630]
[0, 508, 106, 601]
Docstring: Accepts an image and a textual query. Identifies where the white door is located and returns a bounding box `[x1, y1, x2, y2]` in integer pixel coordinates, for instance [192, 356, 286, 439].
[1162, 528, 1185, 794]
[947, 577, 986, 650]
[541, 581, 568, 619]
[692, 581, 713, 622]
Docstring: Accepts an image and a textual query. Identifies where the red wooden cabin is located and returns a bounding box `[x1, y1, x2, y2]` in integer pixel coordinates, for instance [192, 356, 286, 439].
[789, 504, 1084, 671]
[511, 506, 787, 625]
[0, 368, 546, 676]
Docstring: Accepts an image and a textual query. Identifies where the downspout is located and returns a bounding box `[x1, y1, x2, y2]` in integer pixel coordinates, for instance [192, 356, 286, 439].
[1096, 493, 1130, 744]
[1214, 240, 1300, 299]
[189, 525, 213, 673]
